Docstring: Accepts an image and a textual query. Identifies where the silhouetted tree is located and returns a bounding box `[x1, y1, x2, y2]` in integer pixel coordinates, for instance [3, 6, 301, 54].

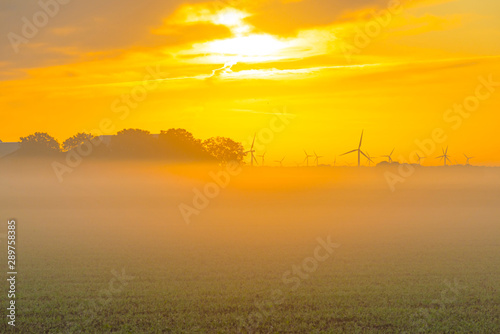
[203, 137, 245, 164]
[62, 132, 110, 157]
[13, 128, 245, 163]
[159, 128, 213, 161]
[19, 132, 60, 155]
[110, 129, 157, 158]
[63, 133, 95, 151]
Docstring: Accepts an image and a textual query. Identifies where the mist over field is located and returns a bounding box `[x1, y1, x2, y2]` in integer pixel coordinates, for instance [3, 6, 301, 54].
[1, 159, 499, 333]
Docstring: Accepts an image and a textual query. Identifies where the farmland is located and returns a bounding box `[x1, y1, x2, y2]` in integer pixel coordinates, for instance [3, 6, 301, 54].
[1, 159, 499, 333]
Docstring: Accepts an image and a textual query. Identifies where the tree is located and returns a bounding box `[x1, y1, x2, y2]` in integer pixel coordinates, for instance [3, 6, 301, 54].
[62, 132, 110, 157]
[19, 132, 60, 155]
[159, 128, 213, 161]
[62, 133, 95, 152]
[110, 128, 157, 158]
[203, 137, 245, 164]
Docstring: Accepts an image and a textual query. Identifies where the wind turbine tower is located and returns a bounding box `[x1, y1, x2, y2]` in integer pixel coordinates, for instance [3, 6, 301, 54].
[382, 148, 395, 163]
[275, 156, 286, 167]
[464, 154, 474, 165]
[314, 151, 323, 166]
[303, 151, 314, 167]
[258, 152, 266, 166]
[340, 130, 370, 167]
[436, 147, 451, 166]
[416, 153, 425, 165]
[245, 134, 258, 167]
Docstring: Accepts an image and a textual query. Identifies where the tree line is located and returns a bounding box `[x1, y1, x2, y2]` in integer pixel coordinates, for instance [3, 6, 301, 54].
[16, 128, 246, 163]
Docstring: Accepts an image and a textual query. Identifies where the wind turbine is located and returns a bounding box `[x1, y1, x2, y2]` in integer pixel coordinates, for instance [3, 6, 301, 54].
[382, 148, 395, 163]
[416, 153, 425, 165]
[436, 146, 451, 166]
[340, 130, 370, 167]
[365, 152, 375, 166]
[257, 152, 266, 166]
[464, 154, 474, 165]
[303, 150, 314, 167]
[313, 151, 323, 166]
[275, 156, 285, 167]
[244, 133, 258, 166]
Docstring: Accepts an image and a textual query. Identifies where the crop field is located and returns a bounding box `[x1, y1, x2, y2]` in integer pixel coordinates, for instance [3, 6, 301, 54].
[1, 160, 499, 333]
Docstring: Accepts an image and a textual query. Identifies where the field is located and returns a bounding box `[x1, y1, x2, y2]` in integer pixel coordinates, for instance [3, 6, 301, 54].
[1, 159, 499, 333]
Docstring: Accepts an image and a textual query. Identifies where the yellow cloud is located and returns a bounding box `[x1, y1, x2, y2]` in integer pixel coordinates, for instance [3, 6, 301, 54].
[157, 4, 253, 36]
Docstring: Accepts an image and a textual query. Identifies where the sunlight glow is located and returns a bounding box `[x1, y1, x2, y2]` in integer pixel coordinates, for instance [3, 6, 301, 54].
[206, 34, 289, 57]
[171, 6, 252, 35]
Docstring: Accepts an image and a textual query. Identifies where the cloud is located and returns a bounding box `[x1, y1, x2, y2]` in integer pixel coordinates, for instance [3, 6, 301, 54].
[0, 0, 185, 70]
[245, 0, 391, 36]
[0, 0, 497, 87]
[152, 23, 233, 46]
[209, 60, 238, 78]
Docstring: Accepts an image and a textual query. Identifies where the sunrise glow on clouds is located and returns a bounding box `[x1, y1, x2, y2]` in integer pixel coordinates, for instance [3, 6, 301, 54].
[1, 0, 500, 164]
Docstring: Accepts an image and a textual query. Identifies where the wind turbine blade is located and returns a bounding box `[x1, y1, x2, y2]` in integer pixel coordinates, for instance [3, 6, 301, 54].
[251, 133, 256, 150]
[340, 150, 357, 156]
[360, 151, 369, 159]
[390, 148, 395, 156]
[359, 130, 364, 149]
[251, 153, 257, 165]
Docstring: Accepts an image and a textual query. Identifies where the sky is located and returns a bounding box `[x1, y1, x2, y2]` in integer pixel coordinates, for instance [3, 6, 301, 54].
[1, 0, 500, 165]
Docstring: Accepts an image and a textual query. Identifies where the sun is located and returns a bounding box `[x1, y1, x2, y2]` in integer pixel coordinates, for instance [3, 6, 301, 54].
[206, 34, 288, 58]
[187, 32, 293, 65]
[172, 5, 292, 64]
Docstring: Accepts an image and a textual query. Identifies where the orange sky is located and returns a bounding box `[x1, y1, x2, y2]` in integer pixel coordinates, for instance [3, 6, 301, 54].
[1, 0, 500, 165]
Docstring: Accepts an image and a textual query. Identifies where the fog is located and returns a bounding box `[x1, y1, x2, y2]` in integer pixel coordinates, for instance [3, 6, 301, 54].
[1, 158, 499, 332]
[1, 158, 497, 262]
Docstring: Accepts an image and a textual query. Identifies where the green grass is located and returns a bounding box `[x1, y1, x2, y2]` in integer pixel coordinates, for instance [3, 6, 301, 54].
[7, 229, 499, 333]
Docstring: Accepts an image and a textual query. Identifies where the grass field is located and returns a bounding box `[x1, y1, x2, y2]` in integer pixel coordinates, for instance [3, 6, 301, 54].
[1, 159, 499, 333]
